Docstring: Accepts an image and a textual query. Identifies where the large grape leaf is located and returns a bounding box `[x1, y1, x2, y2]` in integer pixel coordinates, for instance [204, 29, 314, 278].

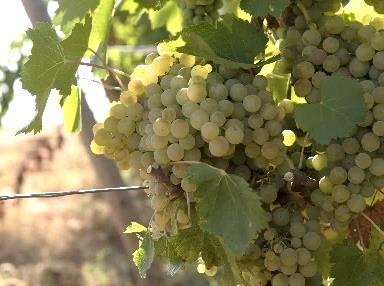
[19, 16, 92, 134]
[240, 0, 289, 17]
[124, 222, 147, 234]
[54, 0, 100, 32]
[294, 74, 365, 145]
[188, 163, 267, 255]
[133, 233, 155, 278]
[148, 1, 182, 34]
[161, 15, 268, 69]
[330, 240, 384, 286]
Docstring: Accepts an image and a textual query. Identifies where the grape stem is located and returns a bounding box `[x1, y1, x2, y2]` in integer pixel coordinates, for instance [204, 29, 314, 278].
[86, 47, 126, 90]
[361, 213, 384, 239]
[296, 0, 315, 28]
[65, 59, 131, 79]
[298, 133, 309, 169]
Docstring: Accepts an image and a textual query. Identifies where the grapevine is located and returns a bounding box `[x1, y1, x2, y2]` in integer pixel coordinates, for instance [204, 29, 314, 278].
[16, 0, 384, 285]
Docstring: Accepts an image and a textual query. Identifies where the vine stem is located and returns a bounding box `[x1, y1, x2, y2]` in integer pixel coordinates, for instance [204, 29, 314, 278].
[298, 133, 309, 169]
[65, 59, 131, 79]
[86, 47, 126, 90]
[0, 186, 148, 201]
[296, 0, 315, 28]
[361, 213, 384, 239]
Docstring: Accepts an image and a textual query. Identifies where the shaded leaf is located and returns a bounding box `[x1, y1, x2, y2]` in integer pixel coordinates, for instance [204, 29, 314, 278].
[240, 0, 289, 17]
[133, 233, 155, 278]
[330, 240, 384, 286]
[188, 163, 267, 255]
[294, 74, 366, 145]
[161, 15, 268, 69]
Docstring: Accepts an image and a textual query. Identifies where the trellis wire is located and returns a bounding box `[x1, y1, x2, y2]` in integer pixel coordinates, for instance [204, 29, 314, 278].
[0, 186, 148, 201]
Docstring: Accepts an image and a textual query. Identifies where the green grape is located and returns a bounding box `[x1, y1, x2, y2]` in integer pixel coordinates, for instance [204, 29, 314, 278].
[259, 184, 278, 203]
[373, 121, 384, 136]
[272, 273, 289, 286]
[170, 119, 189, 139]
[288, 273, 305, 286]
[324, 15, 345, 34]
[201, 122, 220, 141]
[322, 36, 339, 53]
[326, 143, 345, 162]
[260, 103, 278, 120]
[302, 232, 322, 251]
[349, 58, 370, 78]
[347, 166, 365, 184]
[282, 130, 296, 147]
[154, 148, 170, 164]
[210, 111, 226, 127]
[347, 194, 366, 213]
[361, 132, 380, 152]
[371, 32, 384, 51]
[310, 189, 324, 206]
[151, 134, 168, 150]
[373, 51, 384, 70]
[167, 143, 184, 161]
[243, 94, 262, 112]
[218, 99, 234, 117]
[294, 79, 312, 97]
[200, 98, 219, 114]
[297, 248, 312, 266]
[229, 83, 247, 102]
[190, 109, 209, 130]
[342, 137, 360, 154]
[153, 118, 171, 136]
[187, 83, 207, 103]
[311, 154, 328, 171]
[334, 205, 351, 223]
[225, 126, 244, 144]
[208, 136, 229, 157]
[369, 158, 384, 176]
[294, 61, 315, 79]
[299, 261, 317, 278]
[329, 166, 348, 184]
[323, 55, 340, 73]
[291, 238, 302, 249]
[302, 29, 322, 46]
[280, 248, 298, 267]
[319, 176, 333, 193]
[332, 184, 350, 203]
[245, 142, 261, 158]
[272, 207, 290, 226]
[356, 43, 376, 62]
[261, 141, 281, 160]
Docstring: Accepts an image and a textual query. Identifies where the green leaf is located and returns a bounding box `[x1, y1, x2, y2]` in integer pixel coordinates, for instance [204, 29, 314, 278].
[173, 225, 204, 262]
[124, 222, 147, 234]
[330, 240, 384, 286]
[19, 16, 92, 134]
[240, 0, 289, 17]
[154, 236, 179, 261]
[54, 0, 101, 32]
[148, 1, 182, 34]
[87, 0, 115, 56]
[266, 63, 290, 102]
[61, 86, 81, 132]
[162, 15, 268, 69]
[134, 0, 167, 10]
[294, 74, 366, 145]
[188, 163, 267, 255]
[133, 233, 155, 278]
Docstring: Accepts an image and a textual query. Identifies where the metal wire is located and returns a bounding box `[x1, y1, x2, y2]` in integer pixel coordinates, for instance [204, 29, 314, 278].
[0, 186, 148, 201]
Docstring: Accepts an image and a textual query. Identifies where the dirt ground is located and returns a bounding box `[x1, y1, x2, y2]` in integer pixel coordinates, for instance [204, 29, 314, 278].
[0, 129, 207, 286]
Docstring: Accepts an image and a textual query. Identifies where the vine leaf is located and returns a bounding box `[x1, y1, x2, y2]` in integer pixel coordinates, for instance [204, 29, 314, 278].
[240, 0, 289, 17]
[134, 0, 167, 10]
[19, 16, 92, 134]
[54, 0, 100, 32]
[61, 85, 81, 133]
[294, 74, 366, 145]
[124, 222, 147, 234]
[330, 240, 384, 286]
[160, 14, 268, 69]
[188, 163, 267, 255]
[133, 233, 155, 278]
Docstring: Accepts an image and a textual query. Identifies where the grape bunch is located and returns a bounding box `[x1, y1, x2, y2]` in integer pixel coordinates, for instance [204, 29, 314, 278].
[364, 0, 384, 14]
[177, 0, 222, 25]
[275, 0, 384, 245]
[91, 48, 289, 236]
